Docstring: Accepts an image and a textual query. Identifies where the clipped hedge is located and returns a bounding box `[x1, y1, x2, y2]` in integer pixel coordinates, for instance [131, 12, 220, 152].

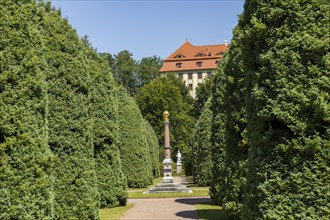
[42, 7, 100, 219]
[116, 87, 153, 188]
[240, 1, 330, 219]
[209, 66, 227, 206]
[192, 98, 213, 186]
[0, 2, 54, 219]
[220, 23, 249, 219]
[143, 119, 160, 178]
[88, 52, 128, 208]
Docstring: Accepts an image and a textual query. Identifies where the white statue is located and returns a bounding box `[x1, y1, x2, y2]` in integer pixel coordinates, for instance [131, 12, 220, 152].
[176, 150, 182, 165]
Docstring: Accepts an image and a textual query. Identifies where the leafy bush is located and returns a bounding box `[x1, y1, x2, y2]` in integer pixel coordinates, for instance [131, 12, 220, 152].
[192, 98, 213, 186]
[88, 52, 128, 208]
[143, 119, 160, 178]
[116, 87, 153, 187]
[0, 2, 54, 219]
[239, 1, 330, 219]
[42, 7, 100, 219]
[135, 73, 196, 172]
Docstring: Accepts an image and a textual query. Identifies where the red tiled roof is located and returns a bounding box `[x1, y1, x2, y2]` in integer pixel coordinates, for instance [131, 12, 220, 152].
[160, 41, 228, 72]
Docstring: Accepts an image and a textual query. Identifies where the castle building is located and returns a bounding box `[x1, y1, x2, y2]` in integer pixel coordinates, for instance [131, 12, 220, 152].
[159, 41, 229, 98]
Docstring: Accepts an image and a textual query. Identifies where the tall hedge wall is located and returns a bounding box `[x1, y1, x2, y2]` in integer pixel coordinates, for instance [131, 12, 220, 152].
[42, 7, 100, 219]
[0, 2, 54, 219]
[209, 66, 227, 206]
[241, 1, 329, 219]
[87, 51, 127, 208]
[220, 23, 249, 219]
[1, 1, 135, 218]
[116, 87, 153, 188]
[192, 98, 213, 186]
[143, 119, 160, 178]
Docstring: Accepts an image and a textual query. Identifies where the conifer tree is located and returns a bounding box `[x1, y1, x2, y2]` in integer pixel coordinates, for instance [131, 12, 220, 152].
[87, 51, 128, 208]
[192, 98, 213, 186]
[220, 24, 248, 219]
[240, 1, 330, 219]
[116, 87, 153, 187]
[41, 6, 100, 219]
[209, 66, 227, 206]
[143, 120, 160, 178]
[0, 2, 54, 219]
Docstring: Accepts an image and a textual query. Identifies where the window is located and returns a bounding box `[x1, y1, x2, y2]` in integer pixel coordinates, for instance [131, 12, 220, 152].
[175, 54, 185, 58]
[188, 73, 193, 79]
[176, 63, 182, 68]
[215, 61, 219, 65]
[188, 84, 193, 90]
[178, 73, 183, 79]
[207, 72, 212, 77]
[196, 62, 203, 67]
[195, 53, 205, 57]
[198, 72, 203, 79]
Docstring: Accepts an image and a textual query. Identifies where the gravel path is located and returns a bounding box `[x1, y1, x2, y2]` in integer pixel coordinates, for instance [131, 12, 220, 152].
[121, 176, 210, 220]
[121, 197, 211, 220]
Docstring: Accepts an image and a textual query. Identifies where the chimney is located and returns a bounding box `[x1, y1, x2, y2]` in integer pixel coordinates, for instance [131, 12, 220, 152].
[224, 40, 228, 46]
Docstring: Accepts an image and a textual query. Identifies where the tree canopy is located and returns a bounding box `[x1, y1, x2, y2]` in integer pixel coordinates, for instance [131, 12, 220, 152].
[135, 73, 196, 172]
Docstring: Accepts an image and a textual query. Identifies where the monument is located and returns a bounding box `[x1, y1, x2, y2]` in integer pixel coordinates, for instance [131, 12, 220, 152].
[144, 111, 192, 194]
[162, 111, 173, 183]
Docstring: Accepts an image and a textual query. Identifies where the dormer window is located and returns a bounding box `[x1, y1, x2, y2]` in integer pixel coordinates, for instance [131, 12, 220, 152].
[215, 61, 219, 65]
[216, 52, 224, 56]
[176, 63, 182, 68]
[195, 53, 206, 57]
[196, 62, 203, 67]
[175, 54, 185, 58]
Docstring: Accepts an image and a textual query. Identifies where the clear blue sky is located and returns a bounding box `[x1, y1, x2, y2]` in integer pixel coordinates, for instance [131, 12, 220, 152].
[51, 0, 244, 61]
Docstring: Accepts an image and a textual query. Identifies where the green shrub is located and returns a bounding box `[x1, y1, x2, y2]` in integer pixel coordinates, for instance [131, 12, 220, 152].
[209, 66, 227, 206]
[42, 7, 100, 219]
[88, 52, 128, 208]
[192, 98, 213, 186]
[0, 2, 54, 219]
[240, 1, 330, 219]
[116, 87, 153, 187]
[220, 24, 249, 219]
[143, 119, 160, 178]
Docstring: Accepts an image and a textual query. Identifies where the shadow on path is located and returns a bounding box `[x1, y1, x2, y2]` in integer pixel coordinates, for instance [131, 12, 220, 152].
[176, 210, 198, 219]
[175, 197, 212, 205]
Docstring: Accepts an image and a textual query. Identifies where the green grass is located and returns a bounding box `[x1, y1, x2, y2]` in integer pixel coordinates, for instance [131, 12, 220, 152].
[196, 201, 230, 220]
[128, 189, 209, 199]
[99, 204, 134, 220]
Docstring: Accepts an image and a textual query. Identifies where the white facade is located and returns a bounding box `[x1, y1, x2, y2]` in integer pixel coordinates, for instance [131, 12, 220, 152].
[177, 70, 213, 98]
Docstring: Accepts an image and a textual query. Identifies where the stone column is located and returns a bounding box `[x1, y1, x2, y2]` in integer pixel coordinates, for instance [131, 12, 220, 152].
[162, 111, 173, 183]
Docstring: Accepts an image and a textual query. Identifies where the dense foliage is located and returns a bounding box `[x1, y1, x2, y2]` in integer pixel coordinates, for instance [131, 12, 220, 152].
[0, 1, 159, 218]
[135, 73, 196, 173]
[209, 62, 227, 207]
[208, 0, 330, 219]
[241, 1, 329, 219]
[0, 2, 53, 219]
[101, 52, 163, 95]
[192, 98, 213, 186]
[89, 54, 127, 208]
[193, 76, 213, 118]
[116, 87, 154, 187]
[217, 24, 248, 219]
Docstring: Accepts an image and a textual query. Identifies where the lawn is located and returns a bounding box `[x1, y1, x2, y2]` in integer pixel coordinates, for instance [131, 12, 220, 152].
[196, 201, 230, 220]
[99, 204, 134, 220]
